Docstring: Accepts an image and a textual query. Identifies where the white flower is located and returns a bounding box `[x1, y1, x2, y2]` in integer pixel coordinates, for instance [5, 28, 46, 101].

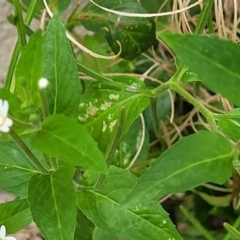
[0, 225, 16, 240]
[0, 99, 13, 133]
[38, 77, 49, 89]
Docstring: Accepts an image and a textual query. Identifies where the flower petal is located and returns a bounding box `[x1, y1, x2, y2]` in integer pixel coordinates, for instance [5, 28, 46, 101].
[0, 100, 9, 118]
[0, 225, 6, 238]
[5, 118, 13, 128]
[0, 117, 13, 133]
[5, 236, 17, 240]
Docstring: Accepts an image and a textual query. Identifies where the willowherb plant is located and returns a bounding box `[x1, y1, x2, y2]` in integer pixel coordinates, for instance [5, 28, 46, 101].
[1, 0, 240, 239]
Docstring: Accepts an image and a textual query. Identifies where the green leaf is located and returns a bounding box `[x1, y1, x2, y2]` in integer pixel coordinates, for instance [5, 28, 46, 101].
[77, 166, 182, 240]
[15, 30, 42, 108]
[80, 0, 156, 60]
[0, 199, 32, 234]
[79, 34, 133, 73]
[28, 167, 77, 240]
[122, 131, 233, 208]
[117, 117, 149, 168]
[0, 141, 41, 197]
[43, 14, 81, 116]
[0, 89, 24, 121]
[93, 228, 118, 240]
[218, 108, 240, 142]
[224, 222, 240, 239]
[74, 209, 95, 240]
[79, 76, 150, 151]
[196, 191, 232, 207]
[31, 114, 107, 173]
[159, 33, 240, 106]
[47, 0, 71, 13]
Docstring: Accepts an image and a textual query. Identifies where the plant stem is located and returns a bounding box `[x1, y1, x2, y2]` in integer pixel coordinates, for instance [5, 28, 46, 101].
[13, 0, 27, 48]
[9, 129, 48, 174]
[194, 0, 214, 34]
[170, 82, 218, 132]
[39, 89, 49, 119]
[223, 215, 240, 240]
[94, 106, 125, 190]
[5, 0, 39, 90]
[180, 205, 215, 240]
[151, 81, 170, 97]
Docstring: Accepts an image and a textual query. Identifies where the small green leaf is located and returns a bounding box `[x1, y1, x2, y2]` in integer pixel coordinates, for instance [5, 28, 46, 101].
[122, 131, 233, 208]
[31, 114, 107, 173]
[79, 76, 150, 151]
[0, 141, 41, 197]
[47, 0, 71, 13]
[80, 0, 156, 60]
[224, 222, 240, 239]
[15, 30, 42, 108]
[159, 33, 240, 106]
[28, 167, 77, 240]
[196, 191, 232, 207]
[0, 199, 32, 234]
[218, 108, 240, 142]
[43, 14, 81, 116]
[77, 166, 182, 240]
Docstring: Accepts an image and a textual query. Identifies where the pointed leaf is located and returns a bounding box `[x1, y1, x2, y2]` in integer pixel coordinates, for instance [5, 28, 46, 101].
[15, 30, 42, 108]
[80, 0, 156, 60]
[31, 114, 107, 173]
[79, 76, 150, 151]
[28, 167, 76, 240]
[74, 209, 95, 240]
[43, 14, 81, 116]
[122, 131, 233, 208]
[0, 141, 42, 197]
[159, 33, 240, 106]
[77, 166, 182, 240]
[0, 199, 32, 234]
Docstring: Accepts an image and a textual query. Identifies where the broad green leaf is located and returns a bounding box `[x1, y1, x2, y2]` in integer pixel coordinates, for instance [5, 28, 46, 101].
[93, 228, 118, 240]
[28, 167, 76, 240]
[80, 0, 156, 60]
[159, 33, 240, 106]
[31, 114, 107, 173]
[74, 209, 95, 240]
[43, 14, 81, 116]
[79, 76, 150, 151]
[218, 108, 240, 142]
[122, 131, 233, 208]
[79, 34, 133, 73]
[0, 199, 32, 234]
[77, 166, 182, 240]
[15, 30, 42, 108]
[0, 141, 42, 197]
